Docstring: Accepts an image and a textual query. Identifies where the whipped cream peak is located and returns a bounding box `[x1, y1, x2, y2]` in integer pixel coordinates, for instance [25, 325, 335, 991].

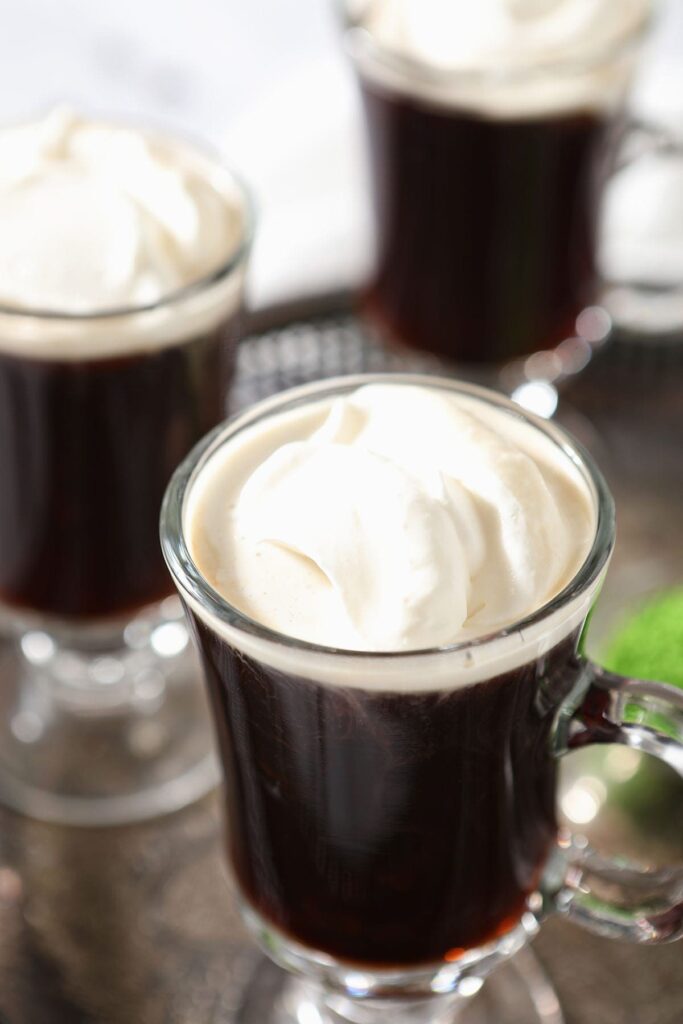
[332, 385, 571, 624]
[188, 383, 594, 654]
[0, 108, 244, 315]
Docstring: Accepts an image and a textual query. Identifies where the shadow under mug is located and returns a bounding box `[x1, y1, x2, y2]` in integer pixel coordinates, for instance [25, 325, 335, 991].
[341, 3, 653, 389]
[161, 374, 683, 1024]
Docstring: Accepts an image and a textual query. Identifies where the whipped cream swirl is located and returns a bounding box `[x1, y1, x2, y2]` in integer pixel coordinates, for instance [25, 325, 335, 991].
[0, 108, 245, 315]
[189, 383, 594, 652]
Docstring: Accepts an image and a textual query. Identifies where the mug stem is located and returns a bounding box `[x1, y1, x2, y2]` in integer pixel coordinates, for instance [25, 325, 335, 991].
[554, 659, 683, 942]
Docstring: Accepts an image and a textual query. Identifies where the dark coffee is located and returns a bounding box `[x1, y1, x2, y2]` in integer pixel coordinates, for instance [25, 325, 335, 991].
[0, 318, 239, 620]
[189, 609, 579, 968]
[360, 79, 610, 364]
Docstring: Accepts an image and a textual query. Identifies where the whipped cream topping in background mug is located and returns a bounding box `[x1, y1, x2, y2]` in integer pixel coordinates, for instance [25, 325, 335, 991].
[346, 0, 652, 116]
[356, 0, 650, 71]
[0, 108, 249, 358]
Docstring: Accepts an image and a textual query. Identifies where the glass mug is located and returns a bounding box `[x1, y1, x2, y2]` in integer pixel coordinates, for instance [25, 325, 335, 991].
[341, 2, 652, 378]
[0, 130, 254, 826]
[161, 375, 683, 1024]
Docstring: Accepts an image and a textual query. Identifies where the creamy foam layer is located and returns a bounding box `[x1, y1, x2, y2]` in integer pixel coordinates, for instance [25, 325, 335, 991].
[185, 382, 597, 688]
[0, 109, 248, 359]
[347, 0, 651, 117]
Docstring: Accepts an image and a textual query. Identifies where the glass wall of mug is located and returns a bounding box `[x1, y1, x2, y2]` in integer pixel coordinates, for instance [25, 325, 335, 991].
[0, 138, 253, 826]
[161, 375, 683, 1024]
[341, 1, 653, 384]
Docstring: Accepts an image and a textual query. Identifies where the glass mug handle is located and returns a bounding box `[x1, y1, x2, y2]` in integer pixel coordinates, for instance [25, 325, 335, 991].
[611, 118, 683, 172]
[600, 117, 683, 336]
[553, 659, 683, 943]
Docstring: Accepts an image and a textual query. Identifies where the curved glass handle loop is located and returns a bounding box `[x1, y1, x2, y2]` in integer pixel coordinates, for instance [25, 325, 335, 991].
[600, 118, 683, 336]
[610, 117, 683, 174]
[554, 660, 683, 943]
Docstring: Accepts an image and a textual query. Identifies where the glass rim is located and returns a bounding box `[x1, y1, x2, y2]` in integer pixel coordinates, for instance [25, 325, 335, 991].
[160, 373, 616, 664]
[0, 120, 255, 323]
[340, 2, 652, 89]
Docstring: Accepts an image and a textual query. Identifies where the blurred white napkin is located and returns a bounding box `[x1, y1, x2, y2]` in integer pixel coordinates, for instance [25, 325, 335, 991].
[224, 57, 373, 310]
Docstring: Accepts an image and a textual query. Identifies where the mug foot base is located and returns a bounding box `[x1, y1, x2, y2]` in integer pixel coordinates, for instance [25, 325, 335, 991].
[234, 949, 564, 1024]
[0, 600, 219, 826]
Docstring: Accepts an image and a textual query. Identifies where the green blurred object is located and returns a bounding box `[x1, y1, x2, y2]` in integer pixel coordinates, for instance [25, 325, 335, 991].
[595, 587, 683, 846]
[602, 586, 683, 689]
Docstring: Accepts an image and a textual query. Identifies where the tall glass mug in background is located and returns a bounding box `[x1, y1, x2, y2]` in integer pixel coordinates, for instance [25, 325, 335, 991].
[0, 110, 253, 825]
[342, 0, 652, 375]
[162, 375, 683, 1024]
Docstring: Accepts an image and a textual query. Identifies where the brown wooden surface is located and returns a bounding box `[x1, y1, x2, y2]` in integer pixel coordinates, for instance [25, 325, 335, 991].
[0, 309, 682, 1023]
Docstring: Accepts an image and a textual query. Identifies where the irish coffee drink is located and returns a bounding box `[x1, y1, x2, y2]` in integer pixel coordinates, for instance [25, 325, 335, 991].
[163, 376, 683, 1022]
[0, 110, 249, 620]
[174, 378, 596, 966]
[0, 109, 252, 825]
[345, 0, 651, 365]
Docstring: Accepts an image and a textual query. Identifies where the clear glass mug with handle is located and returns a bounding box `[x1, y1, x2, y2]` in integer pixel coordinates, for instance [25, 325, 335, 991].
[599, 115, 683, 340]
[339, 1, 655, 395]
[0, 124, 254, 827]
[161, 374, 683, 1024]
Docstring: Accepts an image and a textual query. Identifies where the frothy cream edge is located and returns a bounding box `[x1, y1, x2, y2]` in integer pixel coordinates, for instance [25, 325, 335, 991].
[181, 582, 598, 693]
[353, 44, 640, 119]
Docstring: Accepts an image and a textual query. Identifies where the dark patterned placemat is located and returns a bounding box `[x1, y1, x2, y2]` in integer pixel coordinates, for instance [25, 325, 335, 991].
[234, 310, 443, 410]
